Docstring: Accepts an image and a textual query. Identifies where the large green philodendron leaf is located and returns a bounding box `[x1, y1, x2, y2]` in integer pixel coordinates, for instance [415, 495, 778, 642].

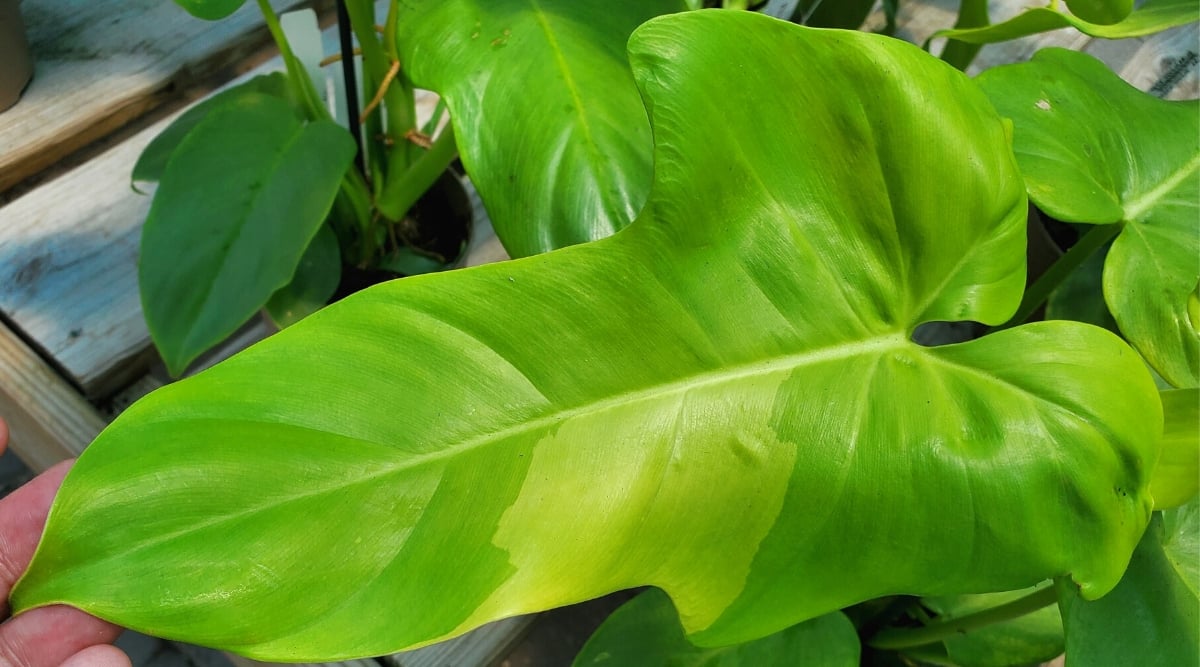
[140, 94, 356, 376]
[977, 48, 1200, 388]
[1058, 500, 1199, 666]
[935, 0, 1197, 44]
[13, 12, 1160, 659]
[573, 589, 859, 666]
[395, 0, 685, 258]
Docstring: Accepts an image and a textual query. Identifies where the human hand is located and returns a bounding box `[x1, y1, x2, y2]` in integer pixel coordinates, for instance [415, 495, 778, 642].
[0, 419, 130, 667]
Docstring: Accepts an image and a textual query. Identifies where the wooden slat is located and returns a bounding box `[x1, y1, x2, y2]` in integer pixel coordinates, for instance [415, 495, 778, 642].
[0, 0, 326, 193]
[0, 322, 103, 471]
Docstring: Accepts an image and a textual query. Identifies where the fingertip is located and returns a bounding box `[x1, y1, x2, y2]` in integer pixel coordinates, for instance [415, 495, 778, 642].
[0, 417, 7, 456]
[60, 644, 132, 667]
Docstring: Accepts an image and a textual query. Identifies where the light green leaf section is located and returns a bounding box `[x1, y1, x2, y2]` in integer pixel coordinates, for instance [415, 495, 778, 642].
[139, 93, 356, 376]
[132, 73, 292, 185]
[13, 13, 1160, 660]
[937, 0, 1197, 43]
[921, 585, 1064, 667]
[1059, 500, 1200, 666]
[173, 0, 247, 20]
[977, 48, 1200, 388]
[395, 0, 685, 258]
[264, 223, 342, 329]
[1151, 388, 1199, 509]
[573, 589, 859, 666]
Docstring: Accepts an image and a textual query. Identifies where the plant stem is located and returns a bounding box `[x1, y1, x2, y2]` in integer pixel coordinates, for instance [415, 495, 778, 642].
[255, 0, 329, 122]
[940, 0, 988, 71]
[867, 586, 1059, 651]
[335, 0, 365, 176]
[993, 222, 1123, 331]
[376, 126, 458, 221]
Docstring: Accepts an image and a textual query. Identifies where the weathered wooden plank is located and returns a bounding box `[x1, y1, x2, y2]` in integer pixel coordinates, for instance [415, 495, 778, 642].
[0, 322, 103, 471]
[0, 0, 327, 193]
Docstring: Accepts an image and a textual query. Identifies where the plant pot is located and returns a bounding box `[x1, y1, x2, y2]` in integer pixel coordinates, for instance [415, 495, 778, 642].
[0, 0, 33, 112]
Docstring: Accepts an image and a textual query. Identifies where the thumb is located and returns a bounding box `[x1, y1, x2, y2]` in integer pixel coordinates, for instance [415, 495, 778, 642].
[59, 645, 130, 667]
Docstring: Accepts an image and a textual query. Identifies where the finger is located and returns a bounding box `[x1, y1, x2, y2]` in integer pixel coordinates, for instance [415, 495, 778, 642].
[0, 418, 7, 456]
[0, 605, 123, 667]
[0, 461, 74, 616]
[60, 643, 131, 667]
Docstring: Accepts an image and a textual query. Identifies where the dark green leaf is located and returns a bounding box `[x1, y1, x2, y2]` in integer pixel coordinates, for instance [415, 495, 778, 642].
[174, 0, 248, 21]
[395, 0, 686, 257]
[791, 0, 875, 29]
[1064, 0, 1134, 25]
[1044, 241, 1118, 333]
[921, 585, 1064, 667]
[139, 93, 356, 375]
[573, 589, 859, 666]
[939, 0, 988, 71]
[265, 223, 342, 329]
[14, 13, 1160, 660]
[1151, 388, 1199, 509]
[936, 0, 1198, 44]
[1059, 500, 1199, 666]
[133, 74, 292, 186]
[978, 48, 1200, 387]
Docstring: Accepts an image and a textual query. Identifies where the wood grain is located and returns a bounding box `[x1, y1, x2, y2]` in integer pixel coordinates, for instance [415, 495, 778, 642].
[0, 0, 326, 193]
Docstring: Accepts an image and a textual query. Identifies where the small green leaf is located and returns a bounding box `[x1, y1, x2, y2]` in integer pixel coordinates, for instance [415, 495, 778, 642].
[13, 13, 1161, 660]
[133, 74, 292, 186]
[978, 48, 1200, 387]
[791, 0, 875, 29]
[265, 224, 342, 329]
[938, 0, 988, 71]
[921, 585, 1064, 667]
[937, 0, 1197, 44]
[174, 0, 248, 21]
[1059, 500, 1200, 666]
[1151, 388, 1199, 509]
[395, 0, 686, 257]
[140, 93, 356, 375]
[573, 589, 859, 666]
[1064, 0, 1134, 25]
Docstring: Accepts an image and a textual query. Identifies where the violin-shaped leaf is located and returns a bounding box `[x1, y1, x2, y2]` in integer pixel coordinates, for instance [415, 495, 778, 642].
[978, 48, 1200, 387]
[139, 93, 356, 375]
[936, 0, 1197, 44]
[573, 589, 859, 666]
[395, 0, 686, 258]
[12, 12, 1160, 660]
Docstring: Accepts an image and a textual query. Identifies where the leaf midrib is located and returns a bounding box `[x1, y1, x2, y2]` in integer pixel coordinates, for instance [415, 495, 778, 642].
[1123, 151, 1200, 222]
[90, 333, 909, 569]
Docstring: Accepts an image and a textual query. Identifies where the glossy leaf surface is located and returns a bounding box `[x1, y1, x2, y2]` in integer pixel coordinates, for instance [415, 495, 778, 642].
[1151, 388, 1199, 509]
[139, 93, 356, 375]
[573, 589, 859, 666]
[264, 223, 342, 329]
[920, 586, 1063, 667]
[173, 0, 247, 21]
[937, 0, 1197, 44]
[1059, 501, 1199, 666]
[15, 12, 1160, 660]
[395, 0, 685, 258]
[133, 74, 291, 185]
[978, 48, 1200, 387]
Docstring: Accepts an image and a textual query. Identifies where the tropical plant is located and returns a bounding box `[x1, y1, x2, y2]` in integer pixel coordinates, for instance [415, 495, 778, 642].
[11, 3, 1200, 666]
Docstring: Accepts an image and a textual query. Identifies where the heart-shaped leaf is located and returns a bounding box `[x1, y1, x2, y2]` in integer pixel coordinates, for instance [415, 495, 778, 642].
[1058, 500, 1199, 666]
[13, 12, 1160, 660]
[936, 0, 1197, 44]
[1151, 388, 1199, 509]
[395, 0, 686, 258]
[977, 48, 1200, 388]
[264, 223, 342, 329]
[573, 589, 859, 666]
[140, 93, 356, 375]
